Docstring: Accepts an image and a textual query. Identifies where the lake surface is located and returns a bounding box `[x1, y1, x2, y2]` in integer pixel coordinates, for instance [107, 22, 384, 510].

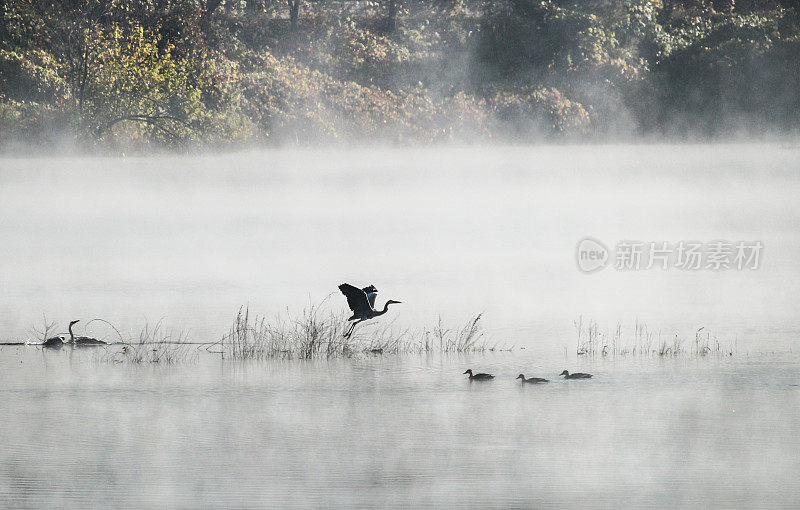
[1, 349, 798, 508]
[1, 145, 799, 507]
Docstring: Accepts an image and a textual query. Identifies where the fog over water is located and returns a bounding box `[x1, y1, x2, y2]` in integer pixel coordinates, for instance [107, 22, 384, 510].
[1, 349, 799, 508]
[1, 145, 798, 352]
[1, 145, 800, 508]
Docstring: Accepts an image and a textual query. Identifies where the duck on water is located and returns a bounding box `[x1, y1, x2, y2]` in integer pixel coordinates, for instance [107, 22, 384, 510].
[560, 370, 592, 379]
[463, 369, 494, 380]
[517, 374, 549, 384]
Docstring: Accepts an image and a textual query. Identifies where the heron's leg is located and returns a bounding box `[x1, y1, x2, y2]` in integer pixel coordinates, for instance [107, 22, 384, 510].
[350, 319, 366, 337]
[344, 319, 364, 338]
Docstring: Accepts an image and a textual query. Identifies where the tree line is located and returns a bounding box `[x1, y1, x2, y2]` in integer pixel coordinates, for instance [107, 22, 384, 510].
[1, 0, 798, 150]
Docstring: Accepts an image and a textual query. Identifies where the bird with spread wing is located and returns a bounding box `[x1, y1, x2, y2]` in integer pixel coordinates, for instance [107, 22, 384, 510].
[338, 283, 401, 338]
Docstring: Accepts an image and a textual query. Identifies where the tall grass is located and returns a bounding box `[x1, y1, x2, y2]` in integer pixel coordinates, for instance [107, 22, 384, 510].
[574, 316, 734, 358]
[222, 306, 492, 360]
[224, 304, 355, 360]
[111, 319, 197, 364]
[430, 314, 489, 353]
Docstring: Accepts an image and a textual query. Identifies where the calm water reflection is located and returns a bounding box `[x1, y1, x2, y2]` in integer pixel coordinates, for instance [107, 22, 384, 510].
[1, 348, 798, 508]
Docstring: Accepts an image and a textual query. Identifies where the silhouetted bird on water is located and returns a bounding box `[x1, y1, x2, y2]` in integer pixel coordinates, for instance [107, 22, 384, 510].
[68, 320, 107, 345]
[338, 283, 401, 338]
[560, 370, 592, 379]
[463, 369, 494, 380]
[517, 374, 548, 384]
[42, 336, 64, 348]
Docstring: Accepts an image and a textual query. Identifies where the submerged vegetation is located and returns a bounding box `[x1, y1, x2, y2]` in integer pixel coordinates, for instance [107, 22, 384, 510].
[1, 0, 798, 151]
[574, 316, 736, 358]
[222, 305, 492, 359]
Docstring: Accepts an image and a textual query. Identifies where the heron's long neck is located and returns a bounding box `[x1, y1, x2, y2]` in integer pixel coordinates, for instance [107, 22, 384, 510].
[68, 323, 75, 342]
[376, 301, 395, 316]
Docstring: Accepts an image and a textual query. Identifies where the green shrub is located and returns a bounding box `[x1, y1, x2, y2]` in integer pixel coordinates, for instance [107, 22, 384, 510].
[85, 24, 251, 148]
[0, 49, 67, 103]
[489, 87, 591, 138]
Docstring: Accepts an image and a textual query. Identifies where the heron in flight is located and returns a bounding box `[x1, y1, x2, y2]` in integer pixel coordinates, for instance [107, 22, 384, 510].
[338, 283, 401, 338]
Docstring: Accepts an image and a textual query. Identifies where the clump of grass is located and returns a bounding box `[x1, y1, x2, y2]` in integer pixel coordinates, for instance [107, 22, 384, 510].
[656, 333, 685, 357]
[223, 304, 357, 360]
[357, 318, 416, 354]
[691, 326, 732, 357]
[91, 319, 195, 364]
[115, 320, 195, 364]
[575, 316, 596, 356]
[222, 305, 492, 360]
[430, 314, 491, 352]
[575, 317, 734, 359]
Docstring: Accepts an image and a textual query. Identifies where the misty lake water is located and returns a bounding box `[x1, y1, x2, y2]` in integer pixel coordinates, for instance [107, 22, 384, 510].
[1, 145, 799, 507]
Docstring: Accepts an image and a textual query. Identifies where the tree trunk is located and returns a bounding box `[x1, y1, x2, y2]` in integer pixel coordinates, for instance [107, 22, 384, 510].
[387, 0, 397, 32]
[287, 0, 300, 30]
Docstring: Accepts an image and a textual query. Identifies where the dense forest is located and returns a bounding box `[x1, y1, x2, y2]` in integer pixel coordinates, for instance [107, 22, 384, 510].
[0, 0, 798, 151]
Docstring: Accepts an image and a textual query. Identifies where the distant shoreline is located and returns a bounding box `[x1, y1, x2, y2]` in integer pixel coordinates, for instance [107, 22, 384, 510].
[1, 2, 798, 152]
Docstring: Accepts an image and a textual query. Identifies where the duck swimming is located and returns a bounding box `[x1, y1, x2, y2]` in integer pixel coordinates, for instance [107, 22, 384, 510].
[68, 320, 107, 345]
[516, 374, 548, 384]
[463, 369, 494, 380]
[560, 370, 592, 379]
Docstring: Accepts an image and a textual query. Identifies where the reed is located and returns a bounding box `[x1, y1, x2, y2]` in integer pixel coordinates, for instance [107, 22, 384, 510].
[222, 306, 491, 360]
[79, 319, 197, 364]
[575, 318, 733, 358]
[113, 319, 196, 364]
[575, 316, 600, 356]
[430, 314, 488, 352]
[223, 304, 351, 360]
